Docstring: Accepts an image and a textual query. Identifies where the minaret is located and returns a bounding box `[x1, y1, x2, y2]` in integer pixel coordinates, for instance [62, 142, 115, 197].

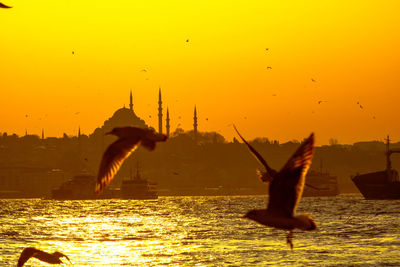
[158, 87, 163, 134]
[41, 129, 44, 140]
[78, 126, 81, 138]
[166, 107, 170, 137]
[25, 129, 28, 136]
[193, 105, 198, 142]
[129, 90, 133, 111]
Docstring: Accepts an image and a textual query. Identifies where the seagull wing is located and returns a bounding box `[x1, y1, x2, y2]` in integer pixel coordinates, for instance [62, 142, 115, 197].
[0, 2, 12, 8]
[233, 125, 277, 182]
[267, 133, 314, 217]
[18, 247, 39, 267]
[96, 137, 141, 194]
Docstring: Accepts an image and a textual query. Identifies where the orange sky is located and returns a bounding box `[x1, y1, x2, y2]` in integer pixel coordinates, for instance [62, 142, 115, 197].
[1, 1, 399, 145]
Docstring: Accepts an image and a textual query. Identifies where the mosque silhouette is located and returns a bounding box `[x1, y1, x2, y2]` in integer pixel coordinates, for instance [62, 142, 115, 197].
[90, 89, 198, 139]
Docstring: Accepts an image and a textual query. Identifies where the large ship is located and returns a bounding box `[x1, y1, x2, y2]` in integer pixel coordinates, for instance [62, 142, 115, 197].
[303, 168, 339, 197]
[351, 136, 400, 200]
[51, 172, 117, 200]
[120, 164, 158, 200]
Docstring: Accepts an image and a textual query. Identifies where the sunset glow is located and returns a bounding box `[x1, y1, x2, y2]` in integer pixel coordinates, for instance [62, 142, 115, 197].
[1, 0, 399, 144]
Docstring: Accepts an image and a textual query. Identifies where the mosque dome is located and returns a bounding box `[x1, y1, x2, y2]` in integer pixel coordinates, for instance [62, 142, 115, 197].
[91, 97, 149, 138]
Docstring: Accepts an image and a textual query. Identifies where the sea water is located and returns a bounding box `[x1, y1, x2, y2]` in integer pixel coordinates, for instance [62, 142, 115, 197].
[0, 195, 399, 266]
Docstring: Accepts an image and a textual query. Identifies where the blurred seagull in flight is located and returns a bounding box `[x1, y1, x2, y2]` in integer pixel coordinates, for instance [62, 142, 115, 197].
[0, 2, 12, 8]
[311, 78, 316, 82]
[17, 247, 71, 267]
[96, 127, 167, 193]
[234, 125, 316, 249]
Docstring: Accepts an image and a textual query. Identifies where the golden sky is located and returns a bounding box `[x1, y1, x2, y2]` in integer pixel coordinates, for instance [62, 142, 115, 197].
[1, 0, 399, 144]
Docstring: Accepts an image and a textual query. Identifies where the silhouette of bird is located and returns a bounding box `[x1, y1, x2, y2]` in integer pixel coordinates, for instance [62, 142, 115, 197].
[265, 48, 269, 51]
[234, 125, 316, 249]
[141, 69, 147, 72]
[266, 66, 272, 70]
[17, 247, 71, 267]
[0, 2, 12, 8]
[96, 127, 167, 193]
[311, 78, 316, 82]
[72, 51, 74, 55]
[186, 39, 189, 42]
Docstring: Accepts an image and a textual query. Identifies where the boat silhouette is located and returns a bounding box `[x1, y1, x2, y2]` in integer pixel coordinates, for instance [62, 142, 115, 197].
[351, 136, 400, 199]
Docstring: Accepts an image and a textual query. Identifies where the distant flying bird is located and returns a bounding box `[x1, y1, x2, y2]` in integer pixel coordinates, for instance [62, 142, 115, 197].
[272, 94, 277, 97]
[0, 2, 12, 8]
[359, 105, 363, 109]
[265, 48, 269, 51]
[72, 51, 74, 55]
[186, 39, 189, 42]
[372, 116, 376, 119]
[17, 247, 71, 267]
[141, 69, 147, 72]
[234, 126, 316, 249]
[266, 66, 272, 70]
[25, 114, 28, 118]
[149, 115, 152, 118]
[311, 78, 316, 82]
[75, 112, 80, 115]
[96, 127, 167, 193]
[205, 118, 208, 121]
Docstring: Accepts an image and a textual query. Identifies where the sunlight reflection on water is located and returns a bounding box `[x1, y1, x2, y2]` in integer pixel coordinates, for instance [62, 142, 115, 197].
[0, 196, 399, 266]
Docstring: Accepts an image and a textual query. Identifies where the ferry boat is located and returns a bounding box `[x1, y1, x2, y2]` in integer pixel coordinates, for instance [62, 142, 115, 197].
[120, 164, 158, 200]
[51, 172, 117, 200]
[351, 136, 400, 199]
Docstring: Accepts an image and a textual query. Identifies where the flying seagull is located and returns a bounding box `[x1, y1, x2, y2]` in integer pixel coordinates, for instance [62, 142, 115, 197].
[17, 247, 71, 267]
[311, 78, 316, 82]
[0, 2, 12, 8]
[96, 126, 167, 193]
[233, 125, 316, 249]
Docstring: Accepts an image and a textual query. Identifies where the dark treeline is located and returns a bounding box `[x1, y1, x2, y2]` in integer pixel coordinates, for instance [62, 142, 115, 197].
[0, 130, 399, 197]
